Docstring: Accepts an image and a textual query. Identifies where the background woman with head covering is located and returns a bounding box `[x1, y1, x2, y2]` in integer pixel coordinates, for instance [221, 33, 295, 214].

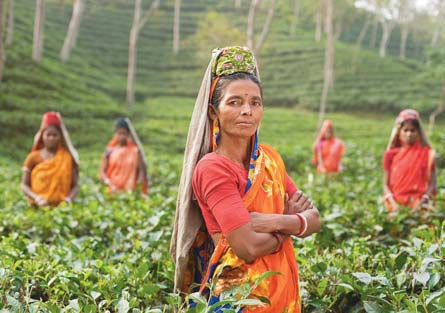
[170, 46, 321, 312]
[312, 120, 345, 173]
[21, 112, 79, 207]
[383, 109, 436, 212]
[99, 117, 148, 194]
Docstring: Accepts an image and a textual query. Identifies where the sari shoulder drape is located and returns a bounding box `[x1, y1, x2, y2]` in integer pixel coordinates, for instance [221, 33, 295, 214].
[196, 144, 300, 312]
[312, 138, 345, 173]
[385, 142, 434, 209]
[99, 139, 142, 193]
[30, 147, 73, 206]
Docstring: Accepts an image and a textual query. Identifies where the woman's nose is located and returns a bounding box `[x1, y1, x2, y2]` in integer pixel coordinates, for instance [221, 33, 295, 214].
[241, 102, 252, 115]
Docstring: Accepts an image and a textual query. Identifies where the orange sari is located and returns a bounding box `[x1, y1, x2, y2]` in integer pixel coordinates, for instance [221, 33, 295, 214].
[99, 138, 147, 193]
[385, 141, 435, 211]
[30, 147, 73, 206]
[199, 144, 300, 312]
[312, 138, 345, 173]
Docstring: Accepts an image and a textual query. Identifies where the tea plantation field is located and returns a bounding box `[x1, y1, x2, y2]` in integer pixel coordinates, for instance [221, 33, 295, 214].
[1, 98, 444, 312]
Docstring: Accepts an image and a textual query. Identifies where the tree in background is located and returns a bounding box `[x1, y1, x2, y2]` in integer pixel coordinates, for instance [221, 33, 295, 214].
[173, 0, 180, 54]
[32, 0, 44, 61]
[376, 0, 397, 57]
[188, 11, 245, 61]
[235, 0, 241, 9]
[5, 0, 12, 46]
[422, 49, 445, 135]
[333, 0, 355, 41]
[289, 0, 300, 37]
[246, 0, 276, 57]
[318, 0, 334, 129]
[314, 0, 323, 42]
[396, 0, 415, 59]
[355, 10, 371, 48]
[0, 0, 5, 81]
[127, 0, 160, 106]
[431, 0, 445, 48]
[60, 0, 84, 63]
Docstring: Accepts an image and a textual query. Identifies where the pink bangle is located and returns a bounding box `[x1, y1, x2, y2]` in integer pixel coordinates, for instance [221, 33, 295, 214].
[271, 232, 284, 253]
[295, 213, 308, 237]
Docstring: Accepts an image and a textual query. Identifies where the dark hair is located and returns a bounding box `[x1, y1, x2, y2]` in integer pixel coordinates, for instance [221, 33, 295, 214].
[210, 72, 262, 109]
[115, 117, 130, 132]
[44, 124, 62, 133]
[401, 118, 420, 130]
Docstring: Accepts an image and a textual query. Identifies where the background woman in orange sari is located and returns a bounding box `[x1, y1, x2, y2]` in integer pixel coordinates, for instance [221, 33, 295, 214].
[99, 118, 148, 194]
[383, 109, 436, 212]
[170, 46, 321, 312]
[21, 112, 79, 207]
[312, 120, 345, 173]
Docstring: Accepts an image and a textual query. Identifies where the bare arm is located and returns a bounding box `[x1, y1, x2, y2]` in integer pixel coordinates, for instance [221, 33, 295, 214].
[317, 148, 325, 172]
[21, 169, 48, 206]
[99, 155, 110, 183]
[427, 167, 437, 196]
[383, 169, 399, 210]
[67, 167, 79, 201]
[100, 154, 117, 191]
[252, 207, 321, 237]
[225, 223, 286, 264]
[416, 165, 437, 210]
[250, 192, 321, 237]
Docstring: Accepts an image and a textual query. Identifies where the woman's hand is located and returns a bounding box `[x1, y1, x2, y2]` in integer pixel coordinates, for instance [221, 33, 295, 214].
[284, 191, 314, 215]
[388, 195, 399, 212]
[35, 195, 48, 206]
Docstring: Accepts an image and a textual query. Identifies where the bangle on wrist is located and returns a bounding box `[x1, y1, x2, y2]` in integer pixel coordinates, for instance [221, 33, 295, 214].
[271, 232, 284, 253]
[295, 213, 308, 237]
[65, 196, 71, 203]
[422, 194, 430, 200]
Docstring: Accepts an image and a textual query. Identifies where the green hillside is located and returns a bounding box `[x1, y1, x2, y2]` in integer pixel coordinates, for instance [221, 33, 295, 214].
[0, 0, 443, 157]
[1, 0, 442, 131]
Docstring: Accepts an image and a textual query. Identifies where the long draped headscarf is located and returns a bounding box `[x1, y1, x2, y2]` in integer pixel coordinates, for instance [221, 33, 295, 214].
[170, 46, 260, 292]
[386, 109, 430, 150]
[32, 111, 79, 167]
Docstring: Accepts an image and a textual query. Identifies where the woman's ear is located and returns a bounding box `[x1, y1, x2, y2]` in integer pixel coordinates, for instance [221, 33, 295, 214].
[208, 105, 218, 120]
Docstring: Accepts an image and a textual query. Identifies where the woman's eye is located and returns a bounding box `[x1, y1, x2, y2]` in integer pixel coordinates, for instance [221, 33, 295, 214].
[229, 100, 240, 105]
[253, 101, 262, 106]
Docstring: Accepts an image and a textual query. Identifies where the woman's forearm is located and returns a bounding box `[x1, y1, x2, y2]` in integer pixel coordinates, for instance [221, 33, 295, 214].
[226, 224, 286, 263]
[68, 185, 79, 200]
[21, 183, 39, 200]
[250, 209, 321, 237]
[426, 168, 437, 196]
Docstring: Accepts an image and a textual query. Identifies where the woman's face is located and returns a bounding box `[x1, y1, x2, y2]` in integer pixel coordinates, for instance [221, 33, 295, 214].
[399, 120, 418, 146]
[211, 79, 263, 141]
[116, 127, 130, 145]
[323, 127, 333, 139]
[42, 126, 61, 149]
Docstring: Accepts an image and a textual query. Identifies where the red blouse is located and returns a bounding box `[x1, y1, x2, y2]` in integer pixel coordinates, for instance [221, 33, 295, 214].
[192, 152, 298, 235]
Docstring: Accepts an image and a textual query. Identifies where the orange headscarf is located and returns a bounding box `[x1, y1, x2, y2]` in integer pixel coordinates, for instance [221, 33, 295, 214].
[312, 120, 345, 173]
[29, 112, 78, 206]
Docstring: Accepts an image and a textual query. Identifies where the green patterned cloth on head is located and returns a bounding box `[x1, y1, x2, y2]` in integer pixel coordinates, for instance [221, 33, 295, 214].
[211, 46, 256, 77]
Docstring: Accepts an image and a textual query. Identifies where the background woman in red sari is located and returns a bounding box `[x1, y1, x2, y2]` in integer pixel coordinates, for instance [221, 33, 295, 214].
[383, 109, 436, 212]
[21, 112, 79, 207]
[170, 46, 321, 312]
[312, 120, 345, 173]
[99, 118, 148, 194]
